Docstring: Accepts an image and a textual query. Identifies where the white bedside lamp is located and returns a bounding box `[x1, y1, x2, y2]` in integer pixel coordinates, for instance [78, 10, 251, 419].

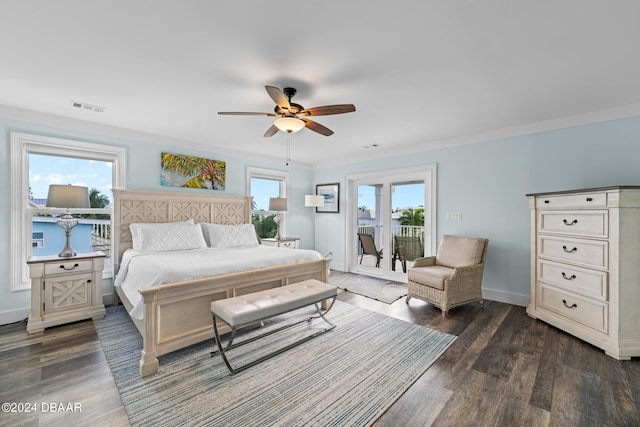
[46, 184, 90, 257]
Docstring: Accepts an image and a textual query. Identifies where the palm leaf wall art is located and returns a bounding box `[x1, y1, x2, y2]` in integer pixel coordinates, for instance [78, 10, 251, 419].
[161, 152, 226, 190]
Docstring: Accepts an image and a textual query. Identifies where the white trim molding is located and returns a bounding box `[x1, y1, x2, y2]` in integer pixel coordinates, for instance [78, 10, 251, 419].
[10, 132, 126, 291]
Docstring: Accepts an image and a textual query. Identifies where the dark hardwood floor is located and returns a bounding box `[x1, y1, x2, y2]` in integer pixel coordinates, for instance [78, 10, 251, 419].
[1, 290, 638, 426]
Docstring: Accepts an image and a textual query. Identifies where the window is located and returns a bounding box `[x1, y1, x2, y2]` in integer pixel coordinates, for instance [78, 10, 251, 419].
[246, 167, 289, 239]
[10, 132, 126, 291]
[32, 231, 45, 248]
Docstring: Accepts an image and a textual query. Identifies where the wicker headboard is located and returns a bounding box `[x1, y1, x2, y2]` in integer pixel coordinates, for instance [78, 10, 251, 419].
[112, 189, 251, 273]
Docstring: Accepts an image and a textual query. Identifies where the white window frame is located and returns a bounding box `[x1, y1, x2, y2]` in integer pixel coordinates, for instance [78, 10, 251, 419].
[10, 132, 126, 291]
[246, 166, 289, 237]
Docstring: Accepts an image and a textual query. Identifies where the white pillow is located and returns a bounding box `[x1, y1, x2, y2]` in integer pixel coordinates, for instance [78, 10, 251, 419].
[200, 223, 259, 248]
[136, 222, 207, 252]
[129, 219, 195, 250]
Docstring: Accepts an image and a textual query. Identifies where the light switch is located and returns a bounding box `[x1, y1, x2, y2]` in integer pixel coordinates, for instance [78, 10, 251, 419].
[447, 212, 462, 221]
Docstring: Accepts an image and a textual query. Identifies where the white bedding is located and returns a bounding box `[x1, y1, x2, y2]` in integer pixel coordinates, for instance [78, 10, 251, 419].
[115, 245, 324, 320]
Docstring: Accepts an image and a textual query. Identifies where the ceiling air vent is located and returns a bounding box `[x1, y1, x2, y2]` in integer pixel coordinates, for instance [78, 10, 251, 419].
[70, 101, 106, 113]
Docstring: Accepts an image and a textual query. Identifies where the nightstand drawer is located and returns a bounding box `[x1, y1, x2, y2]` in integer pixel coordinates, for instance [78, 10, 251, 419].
[537, 283, 608, 334]
[536, 192, 607, 209]
[44, 259, 93, 275]
[261, 238, 299, 249]
[538, 210, 608, 238]
[538, 260, 607, 300]
[538, 235, 608, 269]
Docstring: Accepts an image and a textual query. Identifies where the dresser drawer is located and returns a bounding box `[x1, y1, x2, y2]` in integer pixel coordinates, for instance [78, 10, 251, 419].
[537, 283, 608, 334]
[538, 210, 608, 238]
[538, 260, 607, 300]
[536, 192, 607, 209]
[538, 235, 608, 269]
[44, 259, 93, 275]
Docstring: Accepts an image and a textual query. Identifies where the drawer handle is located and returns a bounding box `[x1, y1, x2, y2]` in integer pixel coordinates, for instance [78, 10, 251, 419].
[562, 245, 578, 253]
[60, 263, 79, 271]
[544, 200, 550, 204]
[561, 272, 576, 280]
[562, 299, 577, 309]
[563, 219, 578, 226]
[586, 197, 593, 202]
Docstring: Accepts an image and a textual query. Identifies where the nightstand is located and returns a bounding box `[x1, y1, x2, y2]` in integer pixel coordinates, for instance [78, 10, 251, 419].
[261, 237, 300, 249]
[27, 251, 106, 334]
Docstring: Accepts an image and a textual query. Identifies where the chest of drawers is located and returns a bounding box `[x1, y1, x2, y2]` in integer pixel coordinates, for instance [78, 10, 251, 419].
[26, 251, 106, 334]
[527, 187, 640, 359]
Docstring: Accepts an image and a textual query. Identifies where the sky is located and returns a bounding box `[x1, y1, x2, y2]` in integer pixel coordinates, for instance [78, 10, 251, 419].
[29, 154, 113, 203]
[358, 183, 424, 212]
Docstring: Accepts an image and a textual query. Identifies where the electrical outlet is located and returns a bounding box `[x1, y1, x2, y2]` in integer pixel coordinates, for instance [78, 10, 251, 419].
[447, 212, 462, 221]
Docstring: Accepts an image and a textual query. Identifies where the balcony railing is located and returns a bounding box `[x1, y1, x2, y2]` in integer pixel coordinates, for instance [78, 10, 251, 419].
[357, 225, 425, 255]
[91, 221, 111, 254]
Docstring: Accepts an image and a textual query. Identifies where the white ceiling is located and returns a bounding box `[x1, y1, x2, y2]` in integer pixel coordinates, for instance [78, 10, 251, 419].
[2, 1, 640, 167]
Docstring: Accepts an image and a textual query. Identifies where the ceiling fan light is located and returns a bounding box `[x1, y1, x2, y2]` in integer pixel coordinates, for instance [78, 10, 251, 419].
[274, 117, 305, 133]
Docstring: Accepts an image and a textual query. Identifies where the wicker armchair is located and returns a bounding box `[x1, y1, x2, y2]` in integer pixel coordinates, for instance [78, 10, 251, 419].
[406, 235, 488, 317]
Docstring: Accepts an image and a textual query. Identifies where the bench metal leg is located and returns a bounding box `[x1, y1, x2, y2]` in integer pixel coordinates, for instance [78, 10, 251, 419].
[211, 296, 337, 374]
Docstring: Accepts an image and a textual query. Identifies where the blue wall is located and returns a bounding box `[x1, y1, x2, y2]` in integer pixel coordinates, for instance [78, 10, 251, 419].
[0, 113, 314, 319]
[311, 117, 640, 304]
[2, 110, 640, 320]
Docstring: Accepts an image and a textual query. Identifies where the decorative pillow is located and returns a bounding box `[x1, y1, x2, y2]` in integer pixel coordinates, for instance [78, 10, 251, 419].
[129, 219, 195, 251]
[200, 223, 259, 248]
[136, 222, 207, 252]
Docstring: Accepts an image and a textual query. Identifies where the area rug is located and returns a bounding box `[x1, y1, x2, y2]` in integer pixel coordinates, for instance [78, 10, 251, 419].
[95, 302, 456, 427]
[329, 270, 408, 304]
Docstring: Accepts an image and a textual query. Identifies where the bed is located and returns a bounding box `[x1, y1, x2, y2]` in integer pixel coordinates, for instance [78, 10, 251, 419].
[112, 189, 330, 376]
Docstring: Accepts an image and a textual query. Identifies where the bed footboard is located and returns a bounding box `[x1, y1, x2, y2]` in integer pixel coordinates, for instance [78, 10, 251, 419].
[136, 258, 330, 377]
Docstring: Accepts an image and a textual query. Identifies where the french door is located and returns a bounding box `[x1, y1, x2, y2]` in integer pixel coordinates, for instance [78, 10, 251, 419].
[346, 164, 437, 282]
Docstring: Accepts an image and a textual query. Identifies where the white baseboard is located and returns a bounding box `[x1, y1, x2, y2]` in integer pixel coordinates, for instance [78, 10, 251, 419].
[482, 287, 529, 307]
[329, 261, 345, 272]
[0, 293, 117, 326]
[0, 308, 30, 325]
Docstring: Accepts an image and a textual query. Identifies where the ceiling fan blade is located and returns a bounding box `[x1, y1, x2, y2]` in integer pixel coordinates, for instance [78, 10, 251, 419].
[265, 86, 290, 109]
[218, 112, 276, 116]
[300, 104, 356, 116]
[302, 118, 334, 136]
[263, 124, 280, 137]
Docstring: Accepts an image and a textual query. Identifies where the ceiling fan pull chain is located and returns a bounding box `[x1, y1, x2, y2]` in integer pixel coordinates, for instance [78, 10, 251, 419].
[286, 134, 291, 166]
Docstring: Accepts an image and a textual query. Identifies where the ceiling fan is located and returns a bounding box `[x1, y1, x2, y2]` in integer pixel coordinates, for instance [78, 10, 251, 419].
[218, 86, 356, 137]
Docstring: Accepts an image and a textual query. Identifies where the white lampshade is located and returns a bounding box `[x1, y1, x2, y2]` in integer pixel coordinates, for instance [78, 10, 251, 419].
[305, 195, 325, 207]
[269, 197, 288, 211]
[46, 184, 90, 209]
[274, 117, 305, 133]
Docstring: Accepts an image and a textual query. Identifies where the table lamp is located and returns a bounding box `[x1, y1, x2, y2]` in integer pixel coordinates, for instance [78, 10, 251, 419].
[46, 184, 90, 257]
[269, 197, 287, 240]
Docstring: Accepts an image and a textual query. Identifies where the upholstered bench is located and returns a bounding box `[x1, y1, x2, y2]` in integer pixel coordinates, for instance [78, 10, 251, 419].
[210, 279, 337, 374]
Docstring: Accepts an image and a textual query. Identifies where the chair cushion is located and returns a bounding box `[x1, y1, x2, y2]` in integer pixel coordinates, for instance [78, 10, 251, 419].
[435, 235, 485, 268]
[408, 265, 454, 291]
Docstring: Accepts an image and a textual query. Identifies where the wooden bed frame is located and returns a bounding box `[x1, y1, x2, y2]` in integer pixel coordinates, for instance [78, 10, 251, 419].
[112, 189, 330, 376]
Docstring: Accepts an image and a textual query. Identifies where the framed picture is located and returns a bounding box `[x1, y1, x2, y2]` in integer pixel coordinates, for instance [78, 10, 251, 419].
[161, 152, 226, 190]
[316, 183, 340, 213]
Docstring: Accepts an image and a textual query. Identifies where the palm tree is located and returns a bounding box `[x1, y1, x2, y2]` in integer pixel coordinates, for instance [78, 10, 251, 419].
[89, 188, 110, 208]
[85, 188, 111, 220]
[161, 153, 226, 190]
[399, 208, 424, 236]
